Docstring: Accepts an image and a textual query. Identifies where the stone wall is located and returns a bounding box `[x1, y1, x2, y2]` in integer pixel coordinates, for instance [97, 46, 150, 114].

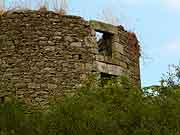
[0, 10, 140, 105]
[0, 11, 97, 105]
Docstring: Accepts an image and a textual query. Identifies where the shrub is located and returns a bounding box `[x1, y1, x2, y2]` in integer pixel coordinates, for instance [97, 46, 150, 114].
[0, 77, 180, 135]
[161, 63, 180, 87]
[0, 99, 31, 135]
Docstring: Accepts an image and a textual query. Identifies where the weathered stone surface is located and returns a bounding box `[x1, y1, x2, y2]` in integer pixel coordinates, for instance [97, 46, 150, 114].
[70, 42, 82, 47]
[113, 42, 124, 54]
[28, 83, 41, 89]
[96, 61, 123, 76]
[44, 46, 55, 51]
[47, 84, 57, 89]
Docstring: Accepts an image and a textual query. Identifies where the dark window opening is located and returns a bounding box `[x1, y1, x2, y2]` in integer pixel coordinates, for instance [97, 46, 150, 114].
[96, 31, 113, 57]
[100, 73, 117, 86]
[0, 96, 5, 103]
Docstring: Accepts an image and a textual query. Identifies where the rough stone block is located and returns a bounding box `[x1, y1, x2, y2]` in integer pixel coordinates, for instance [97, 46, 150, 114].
[112, 42, 124, 54]
[96, 61, 123, 76]
[28, 83, 41, 89]
[44, 46, 55, 51]
[47, 84, 57, 89]
[53, 36, 62, 40]
[70, 42, 82, 47]
[48, 41, 55, 46]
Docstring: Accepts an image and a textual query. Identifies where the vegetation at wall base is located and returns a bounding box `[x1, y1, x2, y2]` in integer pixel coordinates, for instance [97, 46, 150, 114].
[0, 76, 180, 135]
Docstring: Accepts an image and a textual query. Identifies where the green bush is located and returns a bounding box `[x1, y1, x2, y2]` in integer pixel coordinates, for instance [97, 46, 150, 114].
[0, 77, 180, 135]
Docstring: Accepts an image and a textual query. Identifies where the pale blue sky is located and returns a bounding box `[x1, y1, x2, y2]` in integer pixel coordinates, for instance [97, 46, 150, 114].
[4, 0, 180, 86]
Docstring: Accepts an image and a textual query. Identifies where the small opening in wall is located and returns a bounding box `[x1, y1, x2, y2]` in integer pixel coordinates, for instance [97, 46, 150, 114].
[100, 73, 117, 85]
[0, 96, 5, 103]
[78, 54, 82, 60]
[56, 52, 60, 56]
[95, 31, 113, 57]
[96, 32, 103, 41]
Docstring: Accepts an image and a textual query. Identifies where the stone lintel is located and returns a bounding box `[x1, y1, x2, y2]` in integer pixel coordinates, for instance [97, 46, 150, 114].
[89, 20, 118, 34]
[96, 61, 123, 76]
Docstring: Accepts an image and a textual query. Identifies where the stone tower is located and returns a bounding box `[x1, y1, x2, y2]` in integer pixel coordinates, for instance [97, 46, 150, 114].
[0, 11, 140, 105]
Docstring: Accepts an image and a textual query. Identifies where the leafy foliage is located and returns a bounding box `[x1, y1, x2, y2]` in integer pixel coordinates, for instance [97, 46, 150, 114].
[0, 77, 180, 135]
[161, 63, 180, 87]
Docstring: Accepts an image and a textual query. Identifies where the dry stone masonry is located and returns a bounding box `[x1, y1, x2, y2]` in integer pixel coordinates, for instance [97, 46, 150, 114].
[0, 10, 140, 105]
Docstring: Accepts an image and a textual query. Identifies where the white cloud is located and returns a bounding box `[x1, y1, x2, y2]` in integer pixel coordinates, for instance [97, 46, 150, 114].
[111, 0, 180, 11]
[110, 0, 144, 5]
[162, 39, 180, 56]
[121, 0, 141, 4]
[164, 0, 180, 11]
[167, 42, 180, 50]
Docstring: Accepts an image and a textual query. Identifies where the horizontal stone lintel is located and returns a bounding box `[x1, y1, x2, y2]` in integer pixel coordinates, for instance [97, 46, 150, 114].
[96, 61, 123, 76]
[89, 20, 118, 34]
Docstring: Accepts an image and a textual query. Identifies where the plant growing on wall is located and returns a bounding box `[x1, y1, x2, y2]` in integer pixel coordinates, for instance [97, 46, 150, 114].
[0, 0, 4, 10]
[0, 0, 5, 15]
[99, 8, 120, 26]
[52, 0, 68, 14]
[1, 0, 69, 14]
[161, 62, 180, 87]
[3, 0, 32, 10]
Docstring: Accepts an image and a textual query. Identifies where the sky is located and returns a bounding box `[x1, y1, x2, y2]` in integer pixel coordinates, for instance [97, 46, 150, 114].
[2, 0, 180, 86]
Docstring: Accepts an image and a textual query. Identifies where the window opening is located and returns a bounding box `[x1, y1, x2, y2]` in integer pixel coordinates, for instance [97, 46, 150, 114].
[100, 73, 116, 86]
[96, 32, 103, 41]
[96, 31, 113, 57]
